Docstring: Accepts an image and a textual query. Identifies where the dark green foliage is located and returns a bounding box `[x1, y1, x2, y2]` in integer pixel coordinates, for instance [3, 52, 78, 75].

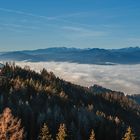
[127, 94, 140, 105]
[0, 63, 140, 140]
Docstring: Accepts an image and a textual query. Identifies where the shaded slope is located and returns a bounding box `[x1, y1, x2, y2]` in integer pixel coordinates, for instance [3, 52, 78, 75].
[0, 64, 140, 140]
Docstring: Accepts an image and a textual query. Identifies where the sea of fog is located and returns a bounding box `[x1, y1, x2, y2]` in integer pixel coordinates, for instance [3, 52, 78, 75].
[13, 62, 140, 95]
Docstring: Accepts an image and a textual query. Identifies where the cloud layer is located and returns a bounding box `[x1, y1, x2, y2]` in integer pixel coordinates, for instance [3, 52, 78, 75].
[15, 62, 140, 95]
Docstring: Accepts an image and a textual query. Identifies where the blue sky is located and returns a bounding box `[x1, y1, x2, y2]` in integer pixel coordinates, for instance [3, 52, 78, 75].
[0, 0, 140, 51]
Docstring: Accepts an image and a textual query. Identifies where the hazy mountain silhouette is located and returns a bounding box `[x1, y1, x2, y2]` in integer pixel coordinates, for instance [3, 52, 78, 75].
[0, 47, 140, 64]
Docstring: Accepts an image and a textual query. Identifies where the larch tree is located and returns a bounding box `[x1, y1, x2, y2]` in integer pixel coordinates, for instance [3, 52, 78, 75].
[39, 123, 52, 140]
[56, 123, 67, 140]
[89, 129, 96, 140]
[122, 126, 136, 140]
[0, 107, 25, 140]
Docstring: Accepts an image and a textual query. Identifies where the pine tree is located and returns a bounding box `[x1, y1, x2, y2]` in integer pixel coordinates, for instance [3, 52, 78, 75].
[39, 123, 52, 140]
[0, 107, 25, 140]
[56, 123, 67, 140]
[122, 126, 136, 140]
[89, 129, 96, 140]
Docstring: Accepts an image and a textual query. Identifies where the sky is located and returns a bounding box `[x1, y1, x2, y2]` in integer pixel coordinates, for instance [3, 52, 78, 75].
[0, 0, 140, 51]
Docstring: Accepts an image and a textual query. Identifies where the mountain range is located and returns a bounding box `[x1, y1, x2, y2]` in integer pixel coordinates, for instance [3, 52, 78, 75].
[0, 47, 140, 64]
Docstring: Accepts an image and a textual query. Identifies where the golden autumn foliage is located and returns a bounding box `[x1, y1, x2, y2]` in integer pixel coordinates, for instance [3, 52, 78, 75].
[0, 108, 25, 140]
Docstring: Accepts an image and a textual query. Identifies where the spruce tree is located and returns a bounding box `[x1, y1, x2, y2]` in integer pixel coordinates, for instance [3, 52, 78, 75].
[122, 126, 136, 140]
[39, 123, 52, 140]
[89, 129, 96, 140]
[56, 123, 67, 140]
[0, 107, 25, 140]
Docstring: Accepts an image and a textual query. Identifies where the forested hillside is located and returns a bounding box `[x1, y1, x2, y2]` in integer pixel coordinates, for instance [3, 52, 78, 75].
[128, 94, 140, 105]
[0, 63, 140, 140]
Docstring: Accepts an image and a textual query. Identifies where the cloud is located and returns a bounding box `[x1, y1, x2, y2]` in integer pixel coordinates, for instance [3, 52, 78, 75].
[127, 38, 140, 43]
[47, 12, 91, 20]
[0, 8, 50, 20]
[0, 7, 83, 25]
[0, 7, 97, 28]
[47, 11, 98, 22]
[14, 61, 140, 95]
[62, 26, 108, 37]
[62, 26, 85, 32]
[0, 7, 110, 37]
[0, 23, 40, 30]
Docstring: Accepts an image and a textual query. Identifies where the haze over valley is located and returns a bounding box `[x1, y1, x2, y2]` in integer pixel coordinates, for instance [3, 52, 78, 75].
[13, 61, 139, 95]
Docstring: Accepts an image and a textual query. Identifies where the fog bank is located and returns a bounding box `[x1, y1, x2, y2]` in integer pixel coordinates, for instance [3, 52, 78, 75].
[15, 61, 140, 95]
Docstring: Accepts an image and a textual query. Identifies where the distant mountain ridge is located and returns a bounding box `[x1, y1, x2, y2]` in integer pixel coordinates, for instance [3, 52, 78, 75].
[0, 47, 140, 64]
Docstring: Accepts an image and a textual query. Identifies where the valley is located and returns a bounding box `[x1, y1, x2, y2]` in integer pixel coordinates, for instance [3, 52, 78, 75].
[13, 61, 140, 95]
